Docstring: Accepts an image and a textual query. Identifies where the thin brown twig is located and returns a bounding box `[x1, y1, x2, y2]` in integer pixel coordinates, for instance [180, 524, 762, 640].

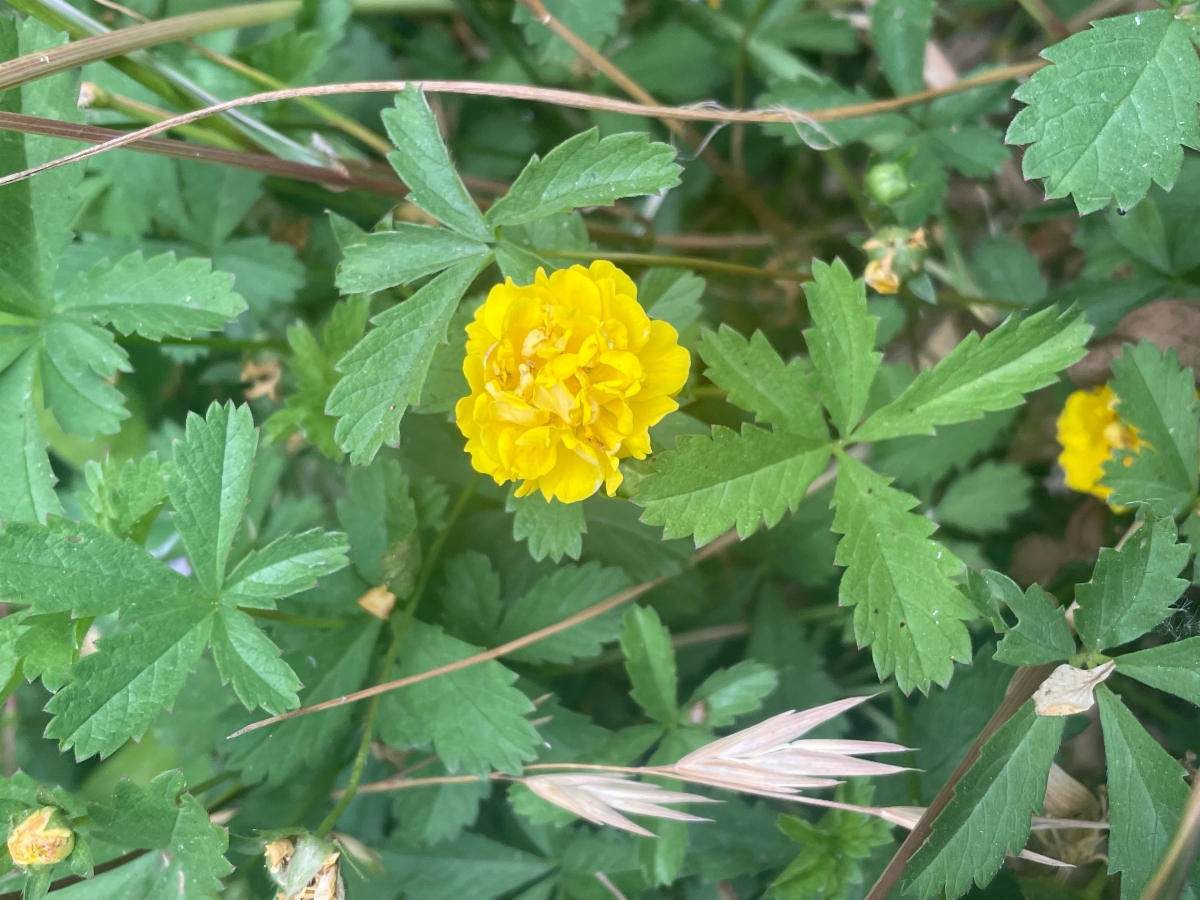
[862, 664, 1058, 900]
[0, 64, 1044, 189]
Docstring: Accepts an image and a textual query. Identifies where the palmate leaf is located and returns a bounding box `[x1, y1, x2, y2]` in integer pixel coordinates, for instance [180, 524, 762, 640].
[335, 224, 491, 295]
[1007, 10, 1200, 215]
[852, 305, 1091, 442]
[484, 130, 681, 228]
[506, 490, 587, 563]
[831, 453, 976, 693]
[803, 259, 880, 437]
[379, 620, 539, 775]
[697, 326, 826, 436]
[870, 0, 934, 99]
[382, 87, 492, 242]
[635, 425, 832, 546]
[1102, 341, 1200, 516]
[221, 529, 350, 607]
[993, 578, 1075, 667]
[685, 660, 777, 728]
[1074, 515, 1189, 652]
[1097, 686, 1200, 900]
[905, 701, 1065, 900]
[328, 258, 489, 465]
[209, 607, 301, 715]
[1115, 636, 1200, 706]
[512, 0, 622, 67]
[380, 832, 554, 900]
[620, 605, 678, 726]
[78, 452, 168, 544]
[0, 352, 58, 523]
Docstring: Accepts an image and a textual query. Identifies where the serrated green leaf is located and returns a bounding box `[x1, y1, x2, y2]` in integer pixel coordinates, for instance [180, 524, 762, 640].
[1101, 341, 1200, 516]
[641, 268, 704, 333]
[55, 252, 245, 340]
[221, 529, 350, 607]
[14, 612, 81, 692]
[440, 551, 504, 647]
[803, 259, 881, 437]
[619, 605, 678, 725]
[168, 401, 258, 596]
[45, 601, 214, 759]
[383, 87, 491, 242]
[506, 489, 586, 563]
[498, 562, 631, 664]
[1115, 636, 1200, 705]
[1097, 685, 1200, 900]
[494, 241, 552, 285]
[78, 453, 167, 544]
[336, 458, 418, 584]
[328, 258, 486, 465]
[0, 518, 191, 618]
[380, 833, 553, 900]
[379, 620, 539, 775]
[1075, 515, 1188, 652]
[392, 758, 490, 846]
[512, 0, 622, 67]
[870, 0, 933, 96]
[993, 578, 1075, 666]
[209, 607, 300, 715]
[0, 351, 59, 523]
[772, 781, 893, 900]
[905, 700, 1064, 900]
[335, 224, 491, 294]
[832, 453, 975, 693]
[225, 618, 380, 784]
[85, 770, 231, 900]
[1007, 10, 1200, 215]
[853, 306, 1091, 442]
[39, 316, 129, 439]
[971, 234, 1047, 307]
[936, 461, 1033, 534]
[485, 130, 680, 228]
[684, 660, 777, 728]
[698, 326, 825, 436]
[582, 493, 693, 582]
[635, 425, 832, 546]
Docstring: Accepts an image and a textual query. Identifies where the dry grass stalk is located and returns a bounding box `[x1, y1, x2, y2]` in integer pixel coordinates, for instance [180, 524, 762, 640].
[524, 774, 716, 837]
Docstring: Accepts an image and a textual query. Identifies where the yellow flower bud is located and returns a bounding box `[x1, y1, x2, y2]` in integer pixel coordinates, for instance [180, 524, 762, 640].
[7, 807, 74, 868]
[455, 262, 690, 504]
[864, 255, 901, 295]
[1055, 385, 1141, 501]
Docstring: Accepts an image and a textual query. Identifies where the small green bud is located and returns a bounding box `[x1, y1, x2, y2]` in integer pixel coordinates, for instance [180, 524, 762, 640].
[865, 163, 909, 204]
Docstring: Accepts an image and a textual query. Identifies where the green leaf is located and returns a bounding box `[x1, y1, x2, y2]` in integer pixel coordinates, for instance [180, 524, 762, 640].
[635, 425, 832, 546]
[0, 518, 191, 618]
[870, 0, 934, 96]
[936, 462, 1033, 534]
[1097, 685, 1200, 900]
[86, 770, 231, 900]
[684, 660, 778, 728]
[803, 259, 881, 437]
[0, 352, 59, 523]
[78, 453, 167, 544]
[697, 326, 826, 436]
[38, 316, 129, 439]
[506, 489, 586, 563]
[392, 759, 490, 846]
[328, 258, 486, 465]
[379, 620, 539, 775]
[641, 268, 704, 333]
[993, 578, 1075, 666]
[853, 306, 1091, 442]
[1101, 341, 1200, 516]
[382, 88, 492, 242]
[905, 700, 1065, 900]
[55, 252, 245, 340]
[971, 234, 1047, 307]
[1007, 10, 1200, 214]
[221, 529, 350, 607]
[1075, 515, 1188, 652]
[497, 562, 631, 664]
[619, 605, 678, 726]
[335, 224, 491, 294]
[167, 401, 259, 596]
[484, 130, 680, 228]
[494, 241, 552, 286]
[380, 833, 553, 900]
[439, 551, 504, 648]
[1116, 636, 1200, 706]
[832, 453, 976, 693]
[512, 0, 622, 67]
[772, 781, 894, 900]
[45, 601, 214, 759]
[14, 612, 82, 692]
[209, 607, 300, 714]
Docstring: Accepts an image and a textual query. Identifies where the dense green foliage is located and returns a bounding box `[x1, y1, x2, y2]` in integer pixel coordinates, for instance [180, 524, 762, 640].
[1, 1, 1200, 899]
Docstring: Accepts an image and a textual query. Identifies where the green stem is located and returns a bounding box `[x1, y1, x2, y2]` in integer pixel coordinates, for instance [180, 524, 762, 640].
[243, 608, 346, 629]
[313, 475, 481, 837]
[119, 333, 290, 353]
[182, 770, 236, 798]
[822, 147, 874, 228]
[539, 249, 808, 283]
[890, 681, 923, 805]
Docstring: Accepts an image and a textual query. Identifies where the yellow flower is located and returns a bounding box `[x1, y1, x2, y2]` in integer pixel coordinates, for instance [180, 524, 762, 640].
[1056, 385, 1140, 501]
[7, 807, 74, 868]
[455, 262, 690, 504]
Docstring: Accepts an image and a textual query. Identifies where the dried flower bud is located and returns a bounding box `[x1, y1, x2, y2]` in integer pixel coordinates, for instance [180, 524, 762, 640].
[357, 585, 396, 620]
[264, 838, 295, 875]
[7, 807, 75, 868]
[865, 162, 909, 204]
[864, 256, 901, 295]
[862, 227, 928, 295]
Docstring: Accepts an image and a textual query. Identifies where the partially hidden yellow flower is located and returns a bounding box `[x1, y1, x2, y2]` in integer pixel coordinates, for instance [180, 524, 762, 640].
[1056, 385, 1140, 501]
[455, 262, 690, 504]
[7, 807, 74, 868]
